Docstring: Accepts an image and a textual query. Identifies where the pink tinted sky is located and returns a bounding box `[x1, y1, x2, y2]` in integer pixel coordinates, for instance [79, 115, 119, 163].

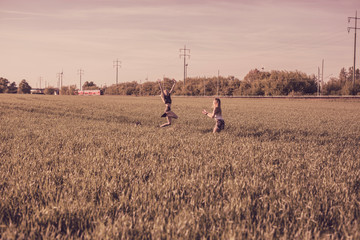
[0, 0, 360, 88]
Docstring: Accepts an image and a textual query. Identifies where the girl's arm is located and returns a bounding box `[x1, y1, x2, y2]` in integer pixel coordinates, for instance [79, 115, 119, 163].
[158, 79, 164, 95]
[202, 109, 215, 118]
[169, 80, 176, 94]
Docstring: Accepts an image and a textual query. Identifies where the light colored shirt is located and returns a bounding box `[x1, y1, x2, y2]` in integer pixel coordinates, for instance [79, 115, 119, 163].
[214, 114, 223, 120]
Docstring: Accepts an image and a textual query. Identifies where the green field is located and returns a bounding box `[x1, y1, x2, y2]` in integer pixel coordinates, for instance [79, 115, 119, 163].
[0, 95, 359, 239]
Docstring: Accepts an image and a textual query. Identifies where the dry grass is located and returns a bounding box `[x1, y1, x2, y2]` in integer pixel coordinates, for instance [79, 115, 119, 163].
[0, 95, 359, 239]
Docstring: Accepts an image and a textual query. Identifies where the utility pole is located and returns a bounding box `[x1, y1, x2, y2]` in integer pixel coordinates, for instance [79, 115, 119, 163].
[60, 70, 63, 89]
[39, 77, 42, 89]
[78, 69, 84, 91]
[317, 60, 324, 96]
[321, 59, 324, 95]
[203, 78, 205, 96]
[217, 70, 220, 96]
[179, 45, 190, 86]
[348, 10, 360, 91]
[56, 74, 59, 89]
[113, 59, 121, 85]
[317, 67, 321, 96]
[139, 80, 142, 96]
[58, 71, 63, 88]
[57, 71, 63, 94]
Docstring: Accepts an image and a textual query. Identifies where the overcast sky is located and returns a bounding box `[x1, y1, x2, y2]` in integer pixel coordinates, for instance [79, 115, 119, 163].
[1, 0, 359, 88]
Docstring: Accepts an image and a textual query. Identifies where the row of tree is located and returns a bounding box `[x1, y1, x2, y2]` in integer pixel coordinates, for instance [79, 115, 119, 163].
[322, 67, 360, 95]
[102, 67, 360, 96]
[1, 67, 359, 96]
[0, 78, 32, 94]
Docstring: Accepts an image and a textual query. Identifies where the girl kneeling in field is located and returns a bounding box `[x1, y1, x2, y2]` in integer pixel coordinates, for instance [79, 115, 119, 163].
[158, 79, 178, 127]
[202, 98, 225, 133]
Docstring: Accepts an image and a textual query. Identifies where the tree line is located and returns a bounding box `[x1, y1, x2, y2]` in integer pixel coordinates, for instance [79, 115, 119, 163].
[322, 67, 360, 95]
[102, 67, 360, 96]
[1, 67, 359, 96]
[0, 78, 31, 94]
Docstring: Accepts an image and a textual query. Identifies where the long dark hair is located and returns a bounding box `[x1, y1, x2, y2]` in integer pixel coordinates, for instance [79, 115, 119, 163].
[214, 98, 221, 115]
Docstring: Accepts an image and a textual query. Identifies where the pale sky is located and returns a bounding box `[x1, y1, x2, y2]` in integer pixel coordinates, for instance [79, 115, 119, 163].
[1, 0, 359, 88]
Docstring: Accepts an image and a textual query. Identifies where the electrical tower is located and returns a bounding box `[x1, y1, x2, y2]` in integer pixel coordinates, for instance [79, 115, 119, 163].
[57, 73, 60, 89]
[57, 71, 63, 89]
[348, 10, 360, 90]
[113, 59, 122, 85]
[179, 45, 190, 85]
[78, 69, 84, 91]
[217, 70, 220, 96]
[317, 59, 324, 96]
[57, 71, 64, 95]
[39, 76, 43, 89]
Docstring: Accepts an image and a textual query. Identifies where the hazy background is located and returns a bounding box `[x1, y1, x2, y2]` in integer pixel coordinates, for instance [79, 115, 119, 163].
[1, 0, 359, 88]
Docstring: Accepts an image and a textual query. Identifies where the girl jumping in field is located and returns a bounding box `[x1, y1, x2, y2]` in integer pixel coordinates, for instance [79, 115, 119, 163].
[202, 98, 225, 133]
[158, 79, 178, 127]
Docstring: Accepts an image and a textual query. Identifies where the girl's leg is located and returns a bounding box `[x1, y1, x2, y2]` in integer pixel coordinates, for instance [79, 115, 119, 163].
[160, 117, 172, 127]
[213, 122, 221, 133]
[213, 126, 220, 133]
[212, 120, 224, 133]
[167, 111, 178, 119]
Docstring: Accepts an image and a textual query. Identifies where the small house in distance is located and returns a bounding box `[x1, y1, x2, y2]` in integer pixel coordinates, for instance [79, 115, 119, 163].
[78, 90, 103, 96]
[30, 88, 45, 94]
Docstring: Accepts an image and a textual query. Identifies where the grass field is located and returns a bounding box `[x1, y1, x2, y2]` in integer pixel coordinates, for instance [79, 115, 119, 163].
[0, 94, 359, 239]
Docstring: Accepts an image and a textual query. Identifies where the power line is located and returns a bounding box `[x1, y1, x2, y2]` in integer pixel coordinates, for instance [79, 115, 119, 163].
[179, 45, 190, 86]
[113, 59, 122, 85]
[348, 10, 360, 90]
